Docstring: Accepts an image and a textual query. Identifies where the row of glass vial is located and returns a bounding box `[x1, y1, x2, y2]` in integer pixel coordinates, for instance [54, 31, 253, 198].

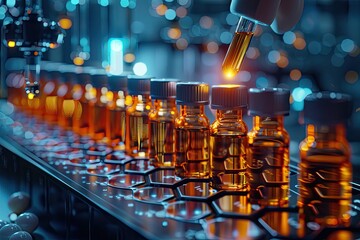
[6, 66, 353, 223]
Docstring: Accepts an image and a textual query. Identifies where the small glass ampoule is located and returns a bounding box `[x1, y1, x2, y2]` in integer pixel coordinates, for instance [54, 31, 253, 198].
[106, 74, 128, 150]
[149, 79, 178, 167]
[88, 70, 108, 141]
[57, 66, 77, 131]
[298, 92, 352, 227]
[175, 82, 210, 178]
[222, 17, 255, 79]
[210, 84, 248, 190]
[247, 88, 290, 206]
[125, 76, 152, 158]
[72, 70, 93, 136]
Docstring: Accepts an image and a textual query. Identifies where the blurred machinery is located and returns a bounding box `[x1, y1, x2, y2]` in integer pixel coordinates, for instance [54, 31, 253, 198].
[2, 0, 64, 98]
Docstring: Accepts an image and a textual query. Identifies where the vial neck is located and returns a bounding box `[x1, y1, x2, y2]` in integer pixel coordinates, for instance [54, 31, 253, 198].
[154, 99, 176, 110]
[253, 116, 285, 131]
[307, 123, 347, 142]
[180, 105, 205, 116]
[216, 109, 243, 121]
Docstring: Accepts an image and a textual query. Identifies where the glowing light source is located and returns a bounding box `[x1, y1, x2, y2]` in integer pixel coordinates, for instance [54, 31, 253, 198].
[293, 37, 306, 50]
[206, 41, 218, 54]
[283, 31, 296, 44]
[176, 7, 187, 18]
[167, 28, 181, 39]
[59, 18, 72, 30]
[291, 87, 312, 109]
[165, 9, 176, 20]
[341, 39, 355, 53]
[224, 70, 235, 80]
[109, 38, 124, 75]
[268, 50, 280, 63]
[156, 4, 167, 16]
[8, 41, 16, 48]
[6, 0, 16, 8]
[124, 53, 135, 63]
[27, 93, 35, 100]
[199, 16, 213, 29]
[256, 77, 268, 88]
[98, 0, 109, 7]
[290, 69, 302, 81]
[133, 62, 147, 76]
[277, 55, 289, 68]
[246, 47, 260, 59]
[73, 57, 84, 66]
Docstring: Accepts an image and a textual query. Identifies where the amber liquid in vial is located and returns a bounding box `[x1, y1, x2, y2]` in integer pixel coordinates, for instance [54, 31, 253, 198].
[59, 99, 76, 129]
[107, 109, 126, 146]
[210, 134, 247, 190]
[91, 104, 107, 140]
[175, 128, 210, 178]
[222, 32, 253, 78]
[44, 96, 58, 123]
[73, 100, 90, 135]
[298, 155, 351, 226]
[248, 138, 289, 205]
[149, 120, 176, 167]
[127, 114, 150, 157]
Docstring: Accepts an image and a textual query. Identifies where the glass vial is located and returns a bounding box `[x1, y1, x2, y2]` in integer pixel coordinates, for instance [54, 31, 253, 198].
[298, 92, 352, 226]
[125, 76, 152, 158]
[149, 79, 178, 167]
[210, 84, 248, 190]
[57, 66, 77, 131]
[106, 74, 128, 150]
[43, 69, 60, 124]
[88, 70, 108, 141]
[222, 17, 255, 79]
[175, 82, 210, 178]
[72, 70, 92, 136]
[247, 88, 290, 206]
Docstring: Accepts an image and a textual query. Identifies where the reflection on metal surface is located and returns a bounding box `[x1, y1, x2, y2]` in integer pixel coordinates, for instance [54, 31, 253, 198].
[203, 217, 264, 240]
[133, 187, 174, 204]
[165, 201, 211, 222]
[108, 174, 145, 189]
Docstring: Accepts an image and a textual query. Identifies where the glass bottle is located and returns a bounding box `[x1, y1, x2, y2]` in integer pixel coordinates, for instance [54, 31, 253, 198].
[247, 88, 290, 206]
[72, 69, 93, 136]
[298, 92, 352, 226]
[57, 65, 77, 131]
[210, 84, 248, 190]
[175, 82, 210, 178]
[125, 76, 152, 158]
[149, 79, 178, 167]
[43, 69, 60, 124]
[88, 70, 108, 141]
[106, 74, 128, 150]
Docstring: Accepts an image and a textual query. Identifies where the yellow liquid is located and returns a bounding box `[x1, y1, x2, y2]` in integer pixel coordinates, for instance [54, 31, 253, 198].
[44, 96, 58, 123]
[127, 114, 150, 157]
[247, 138, 289, 206]
[90, 104, 107, 140]
[210, 134, 247, 190]
[58, 99, 75, 130]
[107, 109, 126, 147]
[222, 32, 253, 78]
[73, 100, 90, 135]
[298, 154, 352, 226]
[175, 128, 210, 178]
[149, 120, 176, 167]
